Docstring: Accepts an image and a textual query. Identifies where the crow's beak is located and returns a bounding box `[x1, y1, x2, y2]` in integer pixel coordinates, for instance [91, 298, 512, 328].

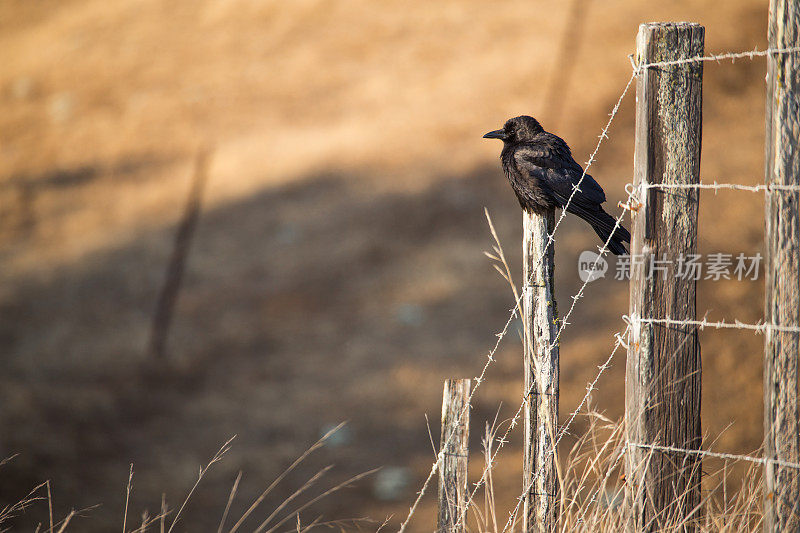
[483, 129, 507, 140]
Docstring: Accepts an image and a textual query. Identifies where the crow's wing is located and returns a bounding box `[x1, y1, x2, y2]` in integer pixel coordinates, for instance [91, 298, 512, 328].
[512, 134, 581, 172]
[513, 135, 606, 209]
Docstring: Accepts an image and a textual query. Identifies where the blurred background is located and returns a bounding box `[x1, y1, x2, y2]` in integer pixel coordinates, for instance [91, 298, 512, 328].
[0, 0, 771, 530]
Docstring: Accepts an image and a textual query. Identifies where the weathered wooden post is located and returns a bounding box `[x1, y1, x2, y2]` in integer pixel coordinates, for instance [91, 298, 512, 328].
[522, 209, 559, 532]
[764, 2, 800, 530]
[438, 379, 471, 533]
[625, 22, 704, 531]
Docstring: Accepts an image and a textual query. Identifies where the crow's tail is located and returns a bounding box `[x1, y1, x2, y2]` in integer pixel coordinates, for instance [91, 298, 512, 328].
[566, 204, 631, 256]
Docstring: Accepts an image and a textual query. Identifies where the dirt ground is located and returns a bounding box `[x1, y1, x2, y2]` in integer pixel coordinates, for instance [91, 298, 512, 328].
[0, 0, 775, 530]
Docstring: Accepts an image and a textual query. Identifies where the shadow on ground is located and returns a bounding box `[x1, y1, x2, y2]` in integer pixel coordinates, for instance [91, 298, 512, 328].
[0, 161, 647, 531]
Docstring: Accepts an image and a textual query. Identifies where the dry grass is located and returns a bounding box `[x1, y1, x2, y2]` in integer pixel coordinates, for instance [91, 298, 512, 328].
[462, 411, 764, 532]
[0, 414, 766, 531]
[0, 427, 377, 532]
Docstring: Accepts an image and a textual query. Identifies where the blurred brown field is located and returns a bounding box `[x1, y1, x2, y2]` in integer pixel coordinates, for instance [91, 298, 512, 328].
[0, 0, 775, 530]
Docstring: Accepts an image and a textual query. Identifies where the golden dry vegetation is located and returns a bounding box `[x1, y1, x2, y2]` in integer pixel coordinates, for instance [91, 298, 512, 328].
[0, 0, 775, 530]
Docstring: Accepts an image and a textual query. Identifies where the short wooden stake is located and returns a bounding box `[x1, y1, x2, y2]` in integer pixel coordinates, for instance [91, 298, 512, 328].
[438, 379, 471, 533]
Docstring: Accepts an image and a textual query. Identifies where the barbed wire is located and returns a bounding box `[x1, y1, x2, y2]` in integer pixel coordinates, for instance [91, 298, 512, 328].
[626, 441, 800, 471]
[634, 45, 800, 71]
[628, 316, 800, 335]
[640, 181, 800, 193]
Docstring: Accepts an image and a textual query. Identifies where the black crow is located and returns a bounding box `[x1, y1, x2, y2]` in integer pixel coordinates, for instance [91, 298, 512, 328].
[483, 115, 630, 255]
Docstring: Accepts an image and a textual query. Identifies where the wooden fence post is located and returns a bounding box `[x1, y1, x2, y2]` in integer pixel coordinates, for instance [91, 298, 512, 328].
[438, 379, 471, 533]
[522, 209, 559, 532]
[625, 22, 704, 531]
[764, 2, 800, 530]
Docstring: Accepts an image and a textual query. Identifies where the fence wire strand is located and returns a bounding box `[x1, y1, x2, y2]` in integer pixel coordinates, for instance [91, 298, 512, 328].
[626, 441, 800, 471]
[635, 45, 800, 71]
[641, 181, 800, 193]
[629, 316, 800, 334]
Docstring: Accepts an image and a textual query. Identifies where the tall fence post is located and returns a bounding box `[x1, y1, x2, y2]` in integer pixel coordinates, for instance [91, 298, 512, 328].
[438, 379, 470, 533]
[625, 22, 704, 531]
[764, 2, 800, 530]
[522, 209, 559, 532]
